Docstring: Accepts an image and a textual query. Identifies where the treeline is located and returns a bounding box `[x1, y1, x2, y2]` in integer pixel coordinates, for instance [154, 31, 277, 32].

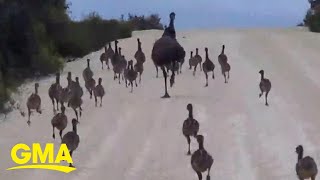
[304, 11, 320, 32]
[304, 0, 320, 32]
[0, 0, 163, 111]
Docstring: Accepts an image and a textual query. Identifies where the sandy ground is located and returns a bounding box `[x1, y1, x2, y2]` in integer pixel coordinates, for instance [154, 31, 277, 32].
[1, 27, 320, 180]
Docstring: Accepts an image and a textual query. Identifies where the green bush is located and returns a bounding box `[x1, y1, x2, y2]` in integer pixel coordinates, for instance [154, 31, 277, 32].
[31, 47, 64, 75]
[53, 14, 133, 58]
[304, 9, 320, 32]
[0, 0, 164, 112]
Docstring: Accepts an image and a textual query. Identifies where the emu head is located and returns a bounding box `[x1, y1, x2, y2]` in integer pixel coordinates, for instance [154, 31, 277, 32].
[72, 118, 78, 125]
[187, 103, 193, 111]
[296, 145, 303, 154]
[196, 135, 204, 144]
[170, 12, 176, 20]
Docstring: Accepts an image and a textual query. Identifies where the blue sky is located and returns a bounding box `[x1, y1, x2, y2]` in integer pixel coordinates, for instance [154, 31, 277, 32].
[67, 0, 310, 29]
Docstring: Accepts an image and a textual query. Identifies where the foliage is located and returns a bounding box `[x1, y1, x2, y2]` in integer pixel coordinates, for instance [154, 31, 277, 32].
[304, 10, 320, 32]
[0, 0, 164, 112]
[127, 13, 164, 30]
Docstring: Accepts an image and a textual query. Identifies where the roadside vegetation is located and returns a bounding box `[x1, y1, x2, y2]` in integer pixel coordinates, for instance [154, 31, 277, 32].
[0, 0, 163, 112]
[304, 0, 320, 32]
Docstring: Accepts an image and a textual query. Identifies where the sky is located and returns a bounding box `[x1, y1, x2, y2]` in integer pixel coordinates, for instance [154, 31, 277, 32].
[67, 0, 310, 30]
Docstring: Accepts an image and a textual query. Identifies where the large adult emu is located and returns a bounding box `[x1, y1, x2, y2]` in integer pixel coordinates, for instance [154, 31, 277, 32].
[152, 12, 185, 98]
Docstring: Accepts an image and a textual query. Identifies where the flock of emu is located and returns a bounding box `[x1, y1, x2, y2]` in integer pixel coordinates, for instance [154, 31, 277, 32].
[21, 12, 317, 179]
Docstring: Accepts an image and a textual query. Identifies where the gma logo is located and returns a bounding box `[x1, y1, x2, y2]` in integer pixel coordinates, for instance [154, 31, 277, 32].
[6, 143, 76, 173]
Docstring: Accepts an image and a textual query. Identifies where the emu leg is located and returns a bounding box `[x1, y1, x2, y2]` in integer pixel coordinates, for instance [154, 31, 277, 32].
[170, 62, 176, 87]
[265, 91, 269, 106]
[101, 61, 104, 69]
[55, 98, 59, 111]
[196, 171, 202, 180]
[155, 65, 159, 78]
[37, 107, 42, 114]
[193, 64, 197, 76]
[95, 96, 98, 107]
[139, 73, 142, 83]
[212, 70, 215, 79]
[206, 163, 212, 180]
[79, 106, 82, 117]
[259, 88, 263, 98]
[113, 72, 117, 80]
[27, 108, 31, 126]
[161, 66, 170, 98]
[205, 72, 208, 87]
[135, 80, 138, 87]
[130, 81, 133, 93]
[106, 60, 110, 70]
[118, 73, 121, 84]
[100, 96, 103, 107]
[90, 90, 93, 99]
[51, 98, 55, 112]
[59, 130, 63, 140]
[73, 108, 78, 121]
[69, 150, 74, 167]
[223, 72, 227, 83]
[60, 101, 64, 109]
[52, 126, 55, 139]
[185, 135, 191, 155]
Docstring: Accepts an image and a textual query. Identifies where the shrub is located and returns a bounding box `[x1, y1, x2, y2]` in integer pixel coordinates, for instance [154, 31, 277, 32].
[0, 0, 164, 112]
[304, 7, 320, 32]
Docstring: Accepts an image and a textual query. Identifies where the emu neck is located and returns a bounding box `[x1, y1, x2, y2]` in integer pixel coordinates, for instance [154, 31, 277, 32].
[35, 86, 38, 94]
[205, 51, 209, 60]
[260, 73, 264, 81]
[56, 76, 60, 84]
[108, 43, 111, 48]
[222, 46, 225, 54]
[298, 150, 303, 161]
[99, 81, 102, 85]
[188, 109, 193, 118]
[87, 61, 90, 68]
[190, 52, 193, 58]
[67, 74, 71, 81]
[73, 124, 77, 134]
[169, 18, 174, 30]
[115, 43, 118, 54]
[67, 78, 71, 86]
[138, 43, 142, 51]
[198, 142, 204, 150]
[196, 49, 199, 55]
